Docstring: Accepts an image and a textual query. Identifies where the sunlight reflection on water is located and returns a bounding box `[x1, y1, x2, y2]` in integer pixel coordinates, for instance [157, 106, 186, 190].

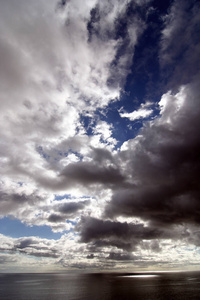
[120, 274, 159, 278]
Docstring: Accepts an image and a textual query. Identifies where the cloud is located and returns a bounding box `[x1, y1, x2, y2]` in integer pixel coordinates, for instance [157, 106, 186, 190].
[119, 107, 153, 121]
[0, 255, 17, 265]
[60, 161, 125, 187]
[106, 77, 200, 227]
[0, 0, 146, 194]
[9, 236, 60, 258]
[47, 214, 66, 223]
[160, 0, 200, 89]
[0, 227, 200, 271]
[47, 200, 90, 223]
[58, 201, 89, 214]
[107, 252, 136, 261]
[0, 182, 49, 218]
[77, 216, 176, 252]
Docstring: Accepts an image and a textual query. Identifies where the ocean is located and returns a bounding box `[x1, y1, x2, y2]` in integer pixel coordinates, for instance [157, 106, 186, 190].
[0, 271, 200, 299]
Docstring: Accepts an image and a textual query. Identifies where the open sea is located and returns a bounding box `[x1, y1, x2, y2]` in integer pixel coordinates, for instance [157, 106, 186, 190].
[0, 271, 200, 300]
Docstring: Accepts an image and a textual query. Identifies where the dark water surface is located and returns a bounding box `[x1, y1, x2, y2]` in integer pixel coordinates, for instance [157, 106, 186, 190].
[0, 271, 200, 300]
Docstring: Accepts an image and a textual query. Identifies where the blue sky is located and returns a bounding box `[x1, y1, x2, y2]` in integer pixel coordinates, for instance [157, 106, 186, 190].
[1, 0, 200, 272]
[0, 217, 62, 239]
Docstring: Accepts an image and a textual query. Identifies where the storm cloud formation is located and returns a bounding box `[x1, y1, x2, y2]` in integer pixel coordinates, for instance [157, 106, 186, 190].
[77, 216, 179, 252]
[106, 79, 200, 226]
[0, 0, 200, 272]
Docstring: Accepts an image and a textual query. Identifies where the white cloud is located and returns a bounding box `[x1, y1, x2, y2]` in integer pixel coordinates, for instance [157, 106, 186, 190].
[120, 107, 153, 121]
[0, 0, 144, 195]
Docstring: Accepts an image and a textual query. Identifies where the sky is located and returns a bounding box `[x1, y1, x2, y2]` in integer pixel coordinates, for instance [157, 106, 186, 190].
[1, 0, 200, 273]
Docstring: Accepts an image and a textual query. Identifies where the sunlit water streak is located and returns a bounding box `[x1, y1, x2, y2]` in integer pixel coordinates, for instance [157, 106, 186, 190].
[120, 274, 159, 278]
[0, 271, 200, 300]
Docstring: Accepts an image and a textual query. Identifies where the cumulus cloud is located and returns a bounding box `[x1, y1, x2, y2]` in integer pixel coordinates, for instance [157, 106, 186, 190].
[60, 161, 125, 187]
[0, 0, 145, 194]
[0, 181, 50, 219]
[106, 77, 200, 227]
[47, 200, 90, 224]
[77, 216, 178, 253]
[0, 235, 61, 262]
[107, 252, 136, 261]
[119, 106, 153, 121]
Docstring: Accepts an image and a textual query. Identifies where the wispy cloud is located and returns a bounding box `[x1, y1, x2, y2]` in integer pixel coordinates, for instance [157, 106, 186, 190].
[119, 107, 153, 121]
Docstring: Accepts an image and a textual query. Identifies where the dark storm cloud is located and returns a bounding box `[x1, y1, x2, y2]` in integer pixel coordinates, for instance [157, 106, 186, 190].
[48, 213, 65, 223]
[60, 161, 125, 186]
[107, 252, 136, 261]
[48, 200, 90, 223]
[58, 200, 89, 214]
[74, 61, 200, 258]
[106, 77, 200, 227]
[160, 0, 200, 89]
[77, 216, 174, 251]
[87, 239, 134, 252]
